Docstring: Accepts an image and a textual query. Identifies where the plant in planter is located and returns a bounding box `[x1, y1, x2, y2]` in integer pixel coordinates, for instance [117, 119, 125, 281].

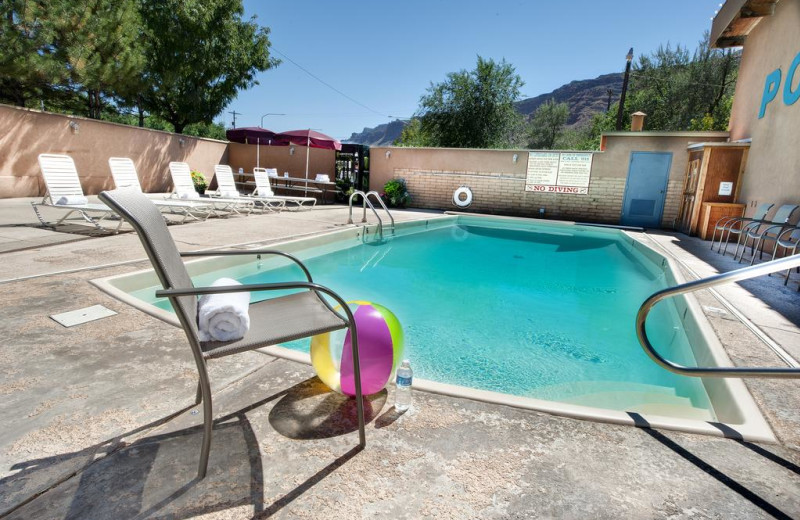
[335, 178, 353, 202]
[191, 170, 208, 194]
[382, 178, 410, 208]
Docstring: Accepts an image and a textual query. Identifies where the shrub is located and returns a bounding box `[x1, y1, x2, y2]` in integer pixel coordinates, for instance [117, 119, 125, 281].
[382, 178, 410, 208]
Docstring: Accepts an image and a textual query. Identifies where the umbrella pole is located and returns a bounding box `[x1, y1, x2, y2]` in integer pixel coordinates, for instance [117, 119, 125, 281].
[304, 132, 310, 197]
[257, 138, 260, 169]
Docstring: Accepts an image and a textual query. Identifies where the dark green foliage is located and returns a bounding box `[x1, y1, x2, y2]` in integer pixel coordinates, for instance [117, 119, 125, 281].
[0, 0, 277, 134]
[137, 0, 279, 133]
[527, 100, 569, 149]
[405, 56, 524, 149]
[382, 179, 410, 208]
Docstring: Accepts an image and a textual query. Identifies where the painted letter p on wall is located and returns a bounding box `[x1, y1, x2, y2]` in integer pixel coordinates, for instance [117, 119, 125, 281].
[759, 68, 782, 119]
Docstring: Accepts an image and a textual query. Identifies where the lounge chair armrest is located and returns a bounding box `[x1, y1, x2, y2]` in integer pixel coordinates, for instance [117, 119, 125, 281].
[179, 249, 312, 281]
[156, 281, 353, 322]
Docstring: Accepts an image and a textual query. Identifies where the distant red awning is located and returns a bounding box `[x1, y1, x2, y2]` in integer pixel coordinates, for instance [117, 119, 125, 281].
[225, 127, 289, 145]
[278, 129, 342, 151]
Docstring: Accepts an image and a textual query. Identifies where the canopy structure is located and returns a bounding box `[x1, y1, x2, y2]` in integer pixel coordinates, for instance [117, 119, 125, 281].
[225, 127, 289, 146]
[278, 129, 342, 151]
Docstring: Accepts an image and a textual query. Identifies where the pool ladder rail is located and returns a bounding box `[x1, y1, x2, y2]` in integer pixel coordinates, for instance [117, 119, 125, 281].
[636, 254, 800, 378]
[347, 190, 395, 239]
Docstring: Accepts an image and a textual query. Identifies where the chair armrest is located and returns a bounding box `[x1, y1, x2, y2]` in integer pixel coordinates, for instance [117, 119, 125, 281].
[777, 226, 800, 242]
[758, 223, 791, 237]
[156, 281, 353, 323]
[179, 249, 312, 281]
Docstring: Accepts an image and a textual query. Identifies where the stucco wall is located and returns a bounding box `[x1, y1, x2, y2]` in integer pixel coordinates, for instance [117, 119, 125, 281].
[227, 142, 335, 179]
[0, 104, 228, 197]
[371, 132, 728, 226]
[727, 0, 800, 217]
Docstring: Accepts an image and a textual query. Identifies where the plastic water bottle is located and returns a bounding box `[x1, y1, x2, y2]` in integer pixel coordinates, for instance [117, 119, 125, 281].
[395, 360, 413, 412]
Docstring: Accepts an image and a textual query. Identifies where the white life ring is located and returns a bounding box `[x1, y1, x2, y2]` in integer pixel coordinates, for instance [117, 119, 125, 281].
[453, 186, 473, 208]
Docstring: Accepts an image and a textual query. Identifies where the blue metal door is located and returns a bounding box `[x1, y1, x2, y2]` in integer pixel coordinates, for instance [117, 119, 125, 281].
[621, 152, 673, 228]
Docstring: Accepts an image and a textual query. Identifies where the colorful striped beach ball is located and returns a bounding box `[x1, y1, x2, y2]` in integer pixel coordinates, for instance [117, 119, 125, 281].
[311, 301, 404, 396]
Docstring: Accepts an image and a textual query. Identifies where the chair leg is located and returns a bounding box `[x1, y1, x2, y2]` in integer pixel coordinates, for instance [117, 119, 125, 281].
[197, 370, 213, 479]
[349, 323, 367, 448]
[195, 380, 202, 405]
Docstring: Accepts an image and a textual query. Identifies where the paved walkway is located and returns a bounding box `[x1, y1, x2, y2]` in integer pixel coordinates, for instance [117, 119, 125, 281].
[0, 201, 798, 519]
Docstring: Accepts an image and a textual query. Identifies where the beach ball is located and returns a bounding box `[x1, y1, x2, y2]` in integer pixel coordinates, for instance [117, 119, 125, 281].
[311, 301, 404, 396]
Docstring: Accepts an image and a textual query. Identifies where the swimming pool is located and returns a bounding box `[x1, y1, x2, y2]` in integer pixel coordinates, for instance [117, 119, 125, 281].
[94, 214, 774, 440]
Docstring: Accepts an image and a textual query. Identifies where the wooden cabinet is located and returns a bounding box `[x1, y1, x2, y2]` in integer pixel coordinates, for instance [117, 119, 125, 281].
[677, 142, 749, 236]
[698, 202, 746, 239]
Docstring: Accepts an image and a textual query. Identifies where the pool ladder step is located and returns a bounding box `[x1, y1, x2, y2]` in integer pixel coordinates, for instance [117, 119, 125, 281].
[348, 190, 395, 240]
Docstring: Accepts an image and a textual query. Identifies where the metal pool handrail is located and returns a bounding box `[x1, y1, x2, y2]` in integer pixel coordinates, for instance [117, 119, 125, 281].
[636, 254, 800, 378]
[347, 190, 395, 239]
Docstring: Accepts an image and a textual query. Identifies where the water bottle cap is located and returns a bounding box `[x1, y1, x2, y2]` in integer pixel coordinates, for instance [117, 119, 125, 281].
[401, 359, 410, 367]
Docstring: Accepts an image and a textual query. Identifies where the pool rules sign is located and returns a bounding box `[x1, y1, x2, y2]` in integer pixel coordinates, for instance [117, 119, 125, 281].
[525, 152, 593, 194]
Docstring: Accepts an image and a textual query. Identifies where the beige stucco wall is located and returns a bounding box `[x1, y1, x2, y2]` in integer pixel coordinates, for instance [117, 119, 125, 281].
[0, 104, 228, 197]
[227, 142, 335, 179]
[371, 132, 728, 226]
[727, 0, 800, 218]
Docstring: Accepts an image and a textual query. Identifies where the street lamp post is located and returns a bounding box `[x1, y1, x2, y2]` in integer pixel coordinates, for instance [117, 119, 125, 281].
[615, 48, 634, 131]
[260, 113, 285, 128]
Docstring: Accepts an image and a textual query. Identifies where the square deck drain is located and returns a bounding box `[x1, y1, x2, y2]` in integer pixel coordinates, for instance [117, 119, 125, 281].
[50, 305, 117, 327]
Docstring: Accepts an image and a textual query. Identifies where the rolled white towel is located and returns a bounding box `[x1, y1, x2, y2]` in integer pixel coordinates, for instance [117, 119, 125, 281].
[197, 277, 250, 342]
[55, 195, 89, 206]
[315, 174, 330, 182]
[179, 191, 201, 200]
[220, 190, 240, 198]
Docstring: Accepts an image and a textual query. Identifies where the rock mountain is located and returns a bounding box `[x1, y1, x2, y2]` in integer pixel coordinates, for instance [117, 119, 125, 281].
[344, 72, 623, 146]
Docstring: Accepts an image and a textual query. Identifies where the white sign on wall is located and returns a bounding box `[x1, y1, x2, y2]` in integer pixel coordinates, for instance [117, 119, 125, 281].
[525, 152, 593, 194]
[718, 181, 733, 196]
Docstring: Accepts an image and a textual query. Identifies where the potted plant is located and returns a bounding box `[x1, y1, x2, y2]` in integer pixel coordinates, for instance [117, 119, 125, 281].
[191, 170, 207, 195]
[381, 178, 410, 208]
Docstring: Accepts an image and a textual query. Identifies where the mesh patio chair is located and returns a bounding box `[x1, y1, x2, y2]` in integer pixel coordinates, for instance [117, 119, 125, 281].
[736, 204, 799, 264]
[710, 202, 773, 254]
[771, 226, 800, 288]
[109, 157, 216, 223]
[98, 189, 366, 479]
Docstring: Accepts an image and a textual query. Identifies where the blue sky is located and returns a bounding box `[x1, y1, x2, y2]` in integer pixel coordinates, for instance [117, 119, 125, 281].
[228, 1, 724, 140]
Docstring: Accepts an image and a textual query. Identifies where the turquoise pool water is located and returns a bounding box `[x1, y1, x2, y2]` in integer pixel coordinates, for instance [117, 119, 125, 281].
[132, 217, 715, 418]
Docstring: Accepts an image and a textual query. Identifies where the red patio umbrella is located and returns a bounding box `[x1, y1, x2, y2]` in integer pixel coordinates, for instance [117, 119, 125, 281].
[277, 129, 341, 194]
[225, 127, 291, 169]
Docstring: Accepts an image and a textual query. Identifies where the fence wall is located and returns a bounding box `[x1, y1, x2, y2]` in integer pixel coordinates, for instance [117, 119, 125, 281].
[370, 132, 729, 226]
[0, 104, 228, 197]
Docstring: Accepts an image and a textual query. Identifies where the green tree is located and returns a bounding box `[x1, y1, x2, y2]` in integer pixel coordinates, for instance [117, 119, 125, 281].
[0, 1, 69, 107]
[138, 0, 279, 133]
[60, 0, 144, 119]
[625, 33, 738, 131]
[395, 118, 433, 147]
[527, 99, 569, 149]
[415, 56, 524, 148]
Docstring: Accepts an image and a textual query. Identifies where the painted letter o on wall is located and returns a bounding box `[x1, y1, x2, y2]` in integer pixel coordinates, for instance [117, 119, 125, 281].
[783, 51, 800, 106]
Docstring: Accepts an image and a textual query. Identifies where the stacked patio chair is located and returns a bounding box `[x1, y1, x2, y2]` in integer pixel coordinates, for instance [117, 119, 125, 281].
[736, 204, 799, 264]
[33, 154, 122, 233]
[770, 226, 800, 288]
[211, 165, 285, 213]
[710, 202, 773, 256]
[97, 189, 366, 479]
[168, 162, 255, 216]
[109, 157, 215, 223]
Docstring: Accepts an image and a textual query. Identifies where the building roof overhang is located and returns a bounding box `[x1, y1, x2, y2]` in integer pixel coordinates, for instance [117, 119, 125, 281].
[711, 0, 779, 48]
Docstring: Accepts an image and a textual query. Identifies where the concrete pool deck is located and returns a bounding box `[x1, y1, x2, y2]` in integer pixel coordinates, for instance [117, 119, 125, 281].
[0, 199, 798, 519]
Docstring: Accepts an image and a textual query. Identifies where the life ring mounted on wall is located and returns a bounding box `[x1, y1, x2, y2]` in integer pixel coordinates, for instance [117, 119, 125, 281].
[453, 186, 473, 208]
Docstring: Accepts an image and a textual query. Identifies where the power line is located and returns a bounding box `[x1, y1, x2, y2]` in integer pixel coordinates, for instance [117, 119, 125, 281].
[272, 48, 393, 119]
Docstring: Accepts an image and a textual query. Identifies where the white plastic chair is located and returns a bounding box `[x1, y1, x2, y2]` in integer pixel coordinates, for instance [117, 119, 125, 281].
[168, 162, 255, 216]
[253, 168, 317, 210]
[212, 165, 284, 212]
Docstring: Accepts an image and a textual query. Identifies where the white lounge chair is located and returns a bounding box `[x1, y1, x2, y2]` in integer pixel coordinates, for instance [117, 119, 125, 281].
[168, 162, 255, 216]
[109, 157, 215, 223]
[212, 165, 284, 213]
[32, 154, 123, 233]
[253, 168, 317, 210]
